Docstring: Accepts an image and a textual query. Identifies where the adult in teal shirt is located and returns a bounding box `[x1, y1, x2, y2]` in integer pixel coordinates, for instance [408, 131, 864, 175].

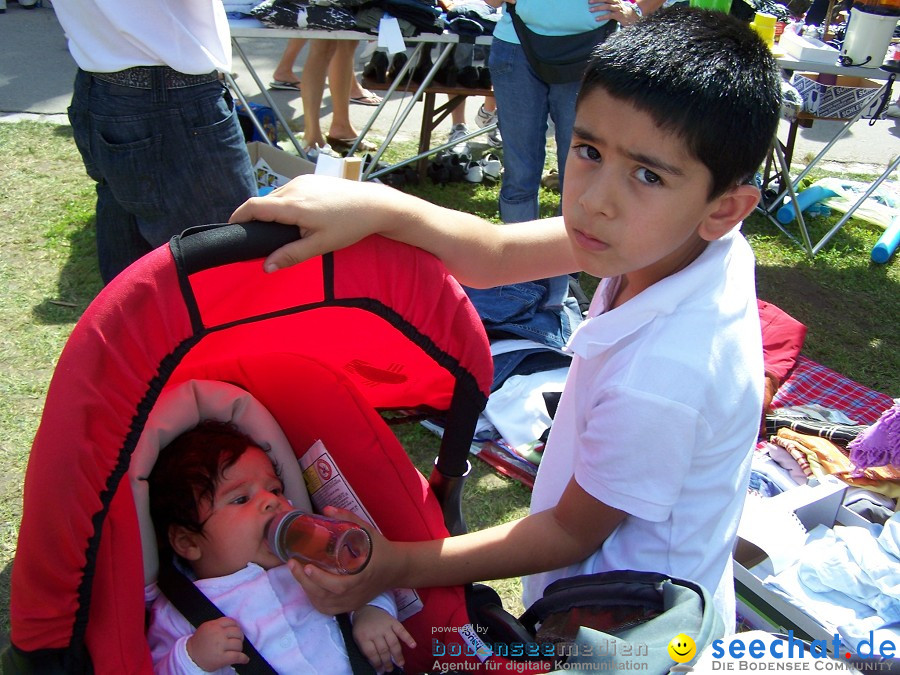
[487, 0, 654, 224]
[475, 0, 658, 347]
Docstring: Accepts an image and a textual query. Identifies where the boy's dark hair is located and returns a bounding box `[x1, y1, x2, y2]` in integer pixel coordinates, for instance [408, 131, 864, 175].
[580, 7, 781, 199]
[148, 420, 278, 546]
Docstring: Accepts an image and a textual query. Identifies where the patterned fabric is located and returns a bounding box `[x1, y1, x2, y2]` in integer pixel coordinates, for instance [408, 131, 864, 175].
[771, 428, 900, 499]
[771, 355, 895, 427]
[251, 0, 307, 28]
[306, 4, 357, 30]
[763, 413, 867, 445]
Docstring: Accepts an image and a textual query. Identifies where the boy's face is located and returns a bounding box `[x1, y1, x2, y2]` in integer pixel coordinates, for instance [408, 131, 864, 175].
[185, 445, 292, 579]
[562, 88, 728, 303]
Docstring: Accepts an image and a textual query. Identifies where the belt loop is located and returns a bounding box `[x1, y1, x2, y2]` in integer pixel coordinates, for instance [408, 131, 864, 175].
[151, 67, 168, 104]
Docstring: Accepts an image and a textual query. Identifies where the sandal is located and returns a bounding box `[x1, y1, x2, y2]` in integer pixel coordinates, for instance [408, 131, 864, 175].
[325, 135, 378, 154]
[269, 80, 301, 91]
[349, 91, 383, 107]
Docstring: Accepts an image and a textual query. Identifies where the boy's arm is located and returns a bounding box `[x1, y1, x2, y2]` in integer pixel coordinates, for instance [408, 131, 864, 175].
[291, 478, 625, 614]
[229, 175, 579, 289]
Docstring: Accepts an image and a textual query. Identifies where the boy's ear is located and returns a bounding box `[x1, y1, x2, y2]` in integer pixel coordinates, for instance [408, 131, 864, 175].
[698, 184, 761, 241]
[168, 525, 203, 561]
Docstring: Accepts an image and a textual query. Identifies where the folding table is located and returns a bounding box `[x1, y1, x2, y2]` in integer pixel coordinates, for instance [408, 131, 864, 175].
[760, 55, 896, 256]
[227, 19, 494, 181]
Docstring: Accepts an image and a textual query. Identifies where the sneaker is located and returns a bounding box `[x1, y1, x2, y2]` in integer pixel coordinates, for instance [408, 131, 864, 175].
[887, 103, 900, 119]
[464, 160, 484, 183]
[475, 104, 497, 129]
[480, 153, 502, 183]
[447, 123, 471, 156]
[486, 127, 502, 148]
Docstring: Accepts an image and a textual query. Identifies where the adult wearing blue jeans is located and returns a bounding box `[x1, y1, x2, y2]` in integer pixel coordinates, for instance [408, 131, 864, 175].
[477, 0, 645, 345]
[487, 0, 646, 223]
[55, 0, 257, 285]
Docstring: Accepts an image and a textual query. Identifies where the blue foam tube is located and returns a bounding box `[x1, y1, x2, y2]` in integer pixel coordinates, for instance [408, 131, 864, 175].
[872, 215, 900, 264]
[776, 185, 839, 224]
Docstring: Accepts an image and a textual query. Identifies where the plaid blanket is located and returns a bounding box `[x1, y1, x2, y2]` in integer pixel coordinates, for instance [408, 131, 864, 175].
[771, 355, 895, 427]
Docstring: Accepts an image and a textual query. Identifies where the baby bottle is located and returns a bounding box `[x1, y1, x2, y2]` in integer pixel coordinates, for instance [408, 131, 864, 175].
[266, 509, 372, 574]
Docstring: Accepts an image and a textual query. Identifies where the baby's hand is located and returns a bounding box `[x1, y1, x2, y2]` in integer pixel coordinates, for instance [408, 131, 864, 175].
[186, 617, 250, 672]
[352, 605, 417, 673]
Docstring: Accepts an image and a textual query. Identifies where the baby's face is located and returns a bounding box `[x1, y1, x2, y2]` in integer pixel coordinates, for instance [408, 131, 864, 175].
[190, 446, 292, 579]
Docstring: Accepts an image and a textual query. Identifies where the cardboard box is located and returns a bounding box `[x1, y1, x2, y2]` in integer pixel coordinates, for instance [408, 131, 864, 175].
[790, 71, 885, 120]
[246, 141, 315, 190]
[780, 31, 840, 64]
[733, 476, 854, 649]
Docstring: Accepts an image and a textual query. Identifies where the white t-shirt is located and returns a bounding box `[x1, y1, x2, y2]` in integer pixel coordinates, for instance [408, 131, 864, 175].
[52, 0, 231, 74]
[147, 563, 397, 674]
[522, 228, 764, 626]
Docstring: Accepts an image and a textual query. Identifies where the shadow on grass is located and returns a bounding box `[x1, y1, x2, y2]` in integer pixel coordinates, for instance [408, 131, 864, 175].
[31, 215, 102, 325]
[29, 126, 103, 325]
[756, 262, 899, 394]
[746, 214, 899, 394]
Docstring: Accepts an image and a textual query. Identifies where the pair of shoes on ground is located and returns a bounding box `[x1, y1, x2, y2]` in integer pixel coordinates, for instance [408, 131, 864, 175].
[361, 154, 421, 188]
[269, 80, 301, 91]
[427, 152, 469, 184]
[463, 153, 502, 184]
[427, 151, 501, 185]
[474, 104, 502, 148]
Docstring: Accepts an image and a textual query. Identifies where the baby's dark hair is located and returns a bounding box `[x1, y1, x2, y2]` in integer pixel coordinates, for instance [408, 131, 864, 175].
[148, 419, 279, 546]
[580, 7, 781, 199]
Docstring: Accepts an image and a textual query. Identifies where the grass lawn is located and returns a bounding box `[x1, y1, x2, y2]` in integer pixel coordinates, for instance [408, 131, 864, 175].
[0, 122, 897, 643]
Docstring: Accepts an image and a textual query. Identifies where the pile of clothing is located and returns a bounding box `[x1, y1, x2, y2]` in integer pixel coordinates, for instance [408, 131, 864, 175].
[246, 0, 494, 36]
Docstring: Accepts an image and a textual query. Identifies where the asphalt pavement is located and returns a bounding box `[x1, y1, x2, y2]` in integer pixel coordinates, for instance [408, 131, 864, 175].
[1, 0, 898, 173]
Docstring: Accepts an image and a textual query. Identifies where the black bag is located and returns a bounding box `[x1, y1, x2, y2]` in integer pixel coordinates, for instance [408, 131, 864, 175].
[506, 3, 617, 84]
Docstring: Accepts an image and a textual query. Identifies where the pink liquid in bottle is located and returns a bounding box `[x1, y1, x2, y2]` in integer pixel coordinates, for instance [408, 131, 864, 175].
[266, 510, 372, 574]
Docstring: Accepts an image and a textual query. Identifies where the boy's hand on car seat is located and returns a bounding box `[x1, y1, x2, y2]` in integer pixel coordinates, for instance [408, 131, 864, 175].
[186, 617, 249, 671]
[229, 175, 399, 274]
[289, 506, 407, 615]
[352, 605, 417, 673]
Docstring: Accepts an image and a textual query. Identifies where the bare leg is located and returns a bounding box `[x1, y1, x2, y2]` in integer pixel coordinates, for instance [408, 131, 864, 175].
[348, 42, 381, 102]
[451, 97, 467, 126]
[483, 95, 497, 113]
[301, 39, 338, 148]
[349, 77, 368, 100]
[272, 38, 306, 85]
[326, 40, 360, 140]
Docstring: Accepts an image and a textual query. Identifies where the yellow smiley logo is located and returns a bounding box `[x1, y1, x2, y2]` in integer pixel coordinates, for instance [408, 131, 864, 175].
[667, 633, 696, 663]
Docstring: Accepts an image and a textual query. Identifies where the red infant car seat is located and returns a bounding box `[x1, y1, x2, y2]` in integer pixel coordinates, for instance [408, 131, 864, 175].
[5, 223, 548, 674]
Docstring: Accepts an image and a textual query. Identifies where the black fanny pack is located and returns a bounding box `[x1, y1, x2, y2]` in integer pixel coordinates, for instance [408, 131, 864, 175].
[507, 3, 617, 84]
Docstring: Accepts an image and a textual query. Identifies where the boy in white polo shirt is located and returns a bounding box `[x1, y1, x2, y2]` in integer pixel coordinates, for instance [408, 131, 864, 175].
[231, 7, 782, 629]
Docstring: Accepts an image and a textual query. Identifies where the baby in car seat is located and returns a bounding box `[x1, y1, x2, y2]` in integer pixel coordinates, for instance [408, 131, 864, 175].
[145, 420, 415, 674]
